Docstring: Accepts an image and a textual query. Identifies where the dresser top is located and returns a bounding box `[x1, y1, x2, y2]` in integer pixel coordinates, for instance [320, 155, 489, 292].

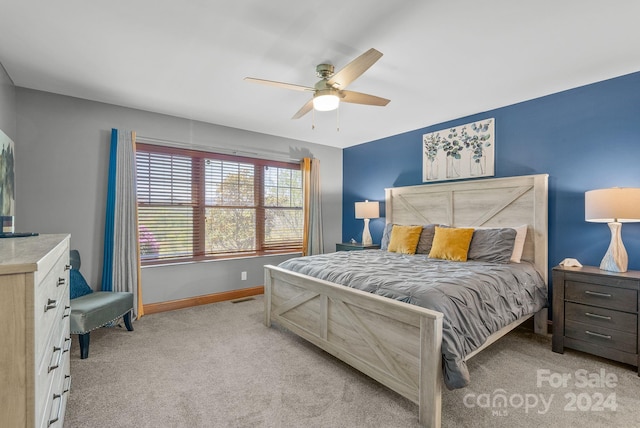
[0, 234, 70, 275]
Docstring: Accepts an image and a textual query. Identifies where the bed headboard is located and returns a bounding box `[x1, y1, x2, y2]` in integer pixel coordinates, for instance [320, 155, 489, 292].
[385, 174, 549, 283]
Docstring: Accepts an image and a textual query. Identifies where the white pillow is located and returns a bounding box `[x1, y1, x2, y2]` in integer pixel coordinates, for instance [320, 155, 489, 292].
[510, 224, 528, 263]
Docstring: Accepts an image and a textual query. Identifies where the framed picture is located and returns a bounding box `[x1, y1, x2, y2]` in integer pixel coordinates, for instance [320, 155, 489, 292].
[1, 129, 15, 218]
[423, 118, 494, 182]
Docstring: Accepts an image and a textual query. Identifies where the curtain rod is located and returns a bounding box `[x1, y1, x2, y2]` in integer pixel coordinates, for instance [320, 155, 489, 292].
[136, 135, 301, 163]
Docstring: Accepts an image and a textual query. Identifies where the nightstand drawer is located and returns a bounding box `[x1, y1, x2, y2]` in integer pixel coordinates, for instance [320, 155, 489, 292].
[565, 280, 637, 312]
[565, 302, 637, 334]
[565, 320, 637, 354]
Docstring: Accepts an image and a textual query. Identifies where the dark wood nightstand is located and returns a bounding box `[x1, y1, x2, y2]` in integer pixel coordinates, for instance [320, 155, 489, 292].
[552, 265, 640, 373]
[336, 242, 381, 252]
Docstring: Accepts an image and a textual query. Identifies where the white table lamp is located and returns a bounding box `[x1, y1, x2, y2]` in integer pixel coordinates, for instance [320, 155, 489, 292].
[355, 200, 380, 246]
[585, 187, 640, 272]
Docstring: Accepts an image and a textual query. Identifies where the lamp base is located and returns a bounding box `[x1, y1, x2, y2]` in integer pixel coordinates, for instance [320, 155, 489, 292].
[362, 218, 372, 246]
[599, 222, 628, 273]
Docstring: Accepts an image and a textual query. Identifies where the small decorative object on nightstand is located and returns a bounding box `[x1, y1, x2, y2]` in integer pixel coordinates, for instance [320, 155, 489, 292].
[552, 265, 640, 373]
[336, 242, 381, 252]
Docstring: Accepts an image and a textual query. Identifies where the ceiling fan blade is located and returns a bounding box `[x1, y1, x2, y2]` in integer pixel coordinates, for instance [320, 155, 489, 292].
[341, 90, 390, 106]
[244, 77, 314, 92]
[327, 48, 383, 90]
[292, 99, 314, 119]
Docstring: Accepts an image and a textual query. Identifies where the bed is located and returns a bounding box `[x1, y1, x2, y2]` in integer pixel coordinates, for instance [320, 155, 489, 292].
[264, 174, 549, 427]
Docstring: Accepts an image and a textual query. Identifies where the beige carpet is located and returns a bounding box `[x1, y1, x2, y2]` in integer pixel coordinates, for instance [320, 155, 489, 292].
[64, 296, 640, 428]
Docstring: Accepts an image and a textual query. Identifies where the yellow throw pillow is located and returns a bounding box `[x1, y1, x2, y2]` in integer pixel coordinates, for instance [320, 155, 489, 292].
[428, 226, 475, 261]
[387, 225, 423, 255]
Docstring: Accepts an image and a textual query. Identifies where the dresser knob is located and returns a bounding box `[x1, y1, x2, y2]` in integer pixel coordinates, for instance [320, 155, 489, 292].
[57, 277, 66, 287]
[64, 264, 72, 271]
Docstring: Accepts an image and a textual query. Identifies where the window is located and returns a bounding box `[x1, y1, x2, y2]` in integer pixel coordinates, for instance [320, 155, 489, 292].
[136, 143, 303, 264]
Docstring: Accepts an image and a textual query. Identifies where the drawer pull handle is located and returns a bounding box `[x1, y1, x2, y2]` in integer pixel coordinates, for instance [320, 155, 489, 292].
[64, 264, 72, 271]
[48, 346, 62, 373]
[585, 290, 612, 298]
[585, 312, 612, 320]
[57, 277, 66, 287]
[62, 305, 71, 318]
[63, 374, 72, 394]
[45, 298, 58, 312]
[63, 337, 72, 353]
[585, 330, 612, 340]
[48, 393, 62, 426]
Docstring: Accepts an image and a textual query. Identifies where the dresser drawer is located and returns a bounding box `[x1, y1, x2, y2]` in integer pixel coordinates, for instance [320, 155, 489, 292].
[35, 275, 69, 369]
[565, 302, 637, 334]
[33, 237, 70, 286]
[565, 319, 637, 354]
[565, 280, 637, 312]
[34, 254, 69, 362]
[39, 348, 70, 428]
[36, 318, 70, 422]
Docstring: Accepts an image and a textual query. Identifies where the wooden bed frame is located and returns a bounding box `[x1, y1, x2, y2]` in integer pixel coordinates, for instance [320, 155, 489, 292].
[264, 174, 549, 427]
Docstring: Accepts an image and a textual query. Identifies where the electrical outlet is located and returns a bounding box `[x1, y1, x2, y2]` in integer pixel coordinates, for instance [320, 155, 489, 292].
[241, 271, 247, 281]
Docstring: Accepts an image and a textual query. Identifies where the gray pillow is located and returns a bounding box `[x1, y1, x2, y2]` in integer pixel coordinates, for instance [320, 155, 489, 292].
[380, 223, 394, 250]
[415, 224, 449, 254]
[383, 223, 445, 253]
[467, 228, 517, 263]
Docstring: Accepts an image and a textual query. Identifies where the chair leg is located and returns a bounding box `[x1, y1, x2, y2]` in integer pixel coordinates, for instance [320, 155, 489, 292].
[78, 333, 90, 359]
[123, 311, 134, 331]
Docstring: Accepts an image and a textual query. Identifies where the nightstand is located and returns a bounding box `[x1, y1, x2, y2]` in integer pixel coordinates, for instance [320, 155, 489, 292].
[336, 242, 381, 252]
[552, 265, 640, 373]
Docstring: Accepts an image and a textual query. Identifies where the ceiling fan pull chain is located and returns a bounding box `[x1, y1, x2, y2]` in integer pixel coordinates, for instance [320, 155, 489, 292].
[312, 108, 315, 130]
[336, 106, 340, 132]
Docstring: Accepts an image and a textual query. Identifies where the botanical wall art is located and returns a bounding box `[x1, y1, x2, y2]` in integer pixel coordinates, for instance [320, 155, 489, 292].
[0, 129, 15, 217]
[423, 118, 495, 182]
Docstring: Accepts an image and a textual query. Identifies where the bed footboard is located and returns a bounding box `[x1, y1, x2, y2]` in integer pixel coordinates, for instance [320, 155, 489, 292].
[265, 265, 444, 428]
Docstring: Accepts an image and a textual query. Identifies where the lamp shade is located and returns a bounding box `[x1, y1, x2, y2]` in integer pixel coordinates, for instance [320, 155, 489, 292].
[355, 200, 380, 219]
[585, 188, 640, 223]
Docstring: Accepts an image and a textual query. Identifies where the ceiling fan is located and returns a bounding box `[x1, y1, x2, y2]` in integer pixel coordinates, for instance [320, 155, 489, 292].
[245, 48, 390, 119]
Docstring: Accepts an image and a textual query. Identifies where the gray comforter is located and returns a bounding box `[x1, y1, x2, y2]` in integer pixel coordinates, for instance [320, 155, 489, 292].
[278, 250, 547, 390]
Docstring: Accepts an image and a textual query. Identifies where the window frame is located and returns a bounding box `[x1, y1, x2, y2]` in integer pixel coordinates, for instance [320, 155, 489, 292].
[136, 143, 303, 265]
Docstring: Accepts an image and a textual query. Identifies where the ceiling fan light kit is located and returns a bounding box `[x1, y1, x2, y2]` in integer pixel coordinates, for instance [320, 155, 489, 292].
[245, 48, 390, 123]
[313, 89, 340, 111]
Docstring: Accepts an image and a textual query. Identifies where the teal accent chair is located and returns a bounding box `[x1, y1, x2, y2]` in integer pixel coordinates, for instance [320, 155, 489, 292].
[69, 250, 134, 359]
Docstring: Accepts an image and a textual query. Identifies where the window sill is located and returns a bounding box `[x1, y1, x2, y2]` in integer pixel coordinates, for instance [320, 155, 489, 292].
[141, 251, 302, 269]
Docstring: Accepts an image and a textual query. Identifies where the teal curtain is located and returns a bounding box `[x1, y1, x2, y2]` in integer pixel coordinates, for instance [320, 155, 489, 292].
[102, 129, 118, 291]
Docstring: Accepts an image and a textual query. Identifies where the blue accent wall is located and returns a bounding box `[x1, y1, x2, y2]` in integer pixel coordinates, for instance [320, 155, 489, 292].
[343, 71, 640, 285]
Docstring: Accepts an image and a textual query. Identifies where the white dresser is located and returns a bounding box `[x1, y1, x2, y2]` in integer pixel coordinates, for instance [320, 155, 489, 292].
[0, 234, 71, 427]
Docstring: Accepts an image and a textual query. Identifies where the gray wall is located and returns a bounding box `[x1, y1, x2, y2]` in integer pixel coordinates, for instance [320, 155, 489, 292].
[15, 88, 342, 304]
[0, 62, 16, 141]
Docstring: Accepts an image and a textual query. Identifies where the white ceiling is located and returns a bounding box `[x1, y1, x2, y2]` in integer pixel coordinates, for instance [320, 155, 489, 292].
[2, 1, 640, 149]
